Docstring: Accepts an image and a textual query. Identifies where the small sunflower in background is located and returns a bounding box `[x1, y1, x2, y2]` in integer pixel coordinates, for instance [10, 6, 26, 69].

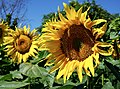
[112, 39, 120, 59]
[0, 22, 9, 44]
[118, 44, 120, 48]
[4, 26, 40, 64]
[39, 3, 114, 83]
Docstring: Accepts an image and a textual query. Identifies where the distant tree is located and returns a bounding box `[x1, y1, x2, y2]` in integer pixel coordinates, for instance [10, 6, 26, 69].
[0, 0, 29, 29]
[37, 12, 56, 33]
[37, 0, 119, 33]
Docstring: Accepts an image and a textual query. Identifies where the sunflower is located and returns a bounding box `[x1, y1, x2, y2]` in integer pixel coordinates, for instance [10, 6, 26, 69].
[0, 22, 9, 44]
[39, 3, 114, 83]
[4, 26, 39, 64]
[118, 44, 120, 48]
[112, 40, 120, 58]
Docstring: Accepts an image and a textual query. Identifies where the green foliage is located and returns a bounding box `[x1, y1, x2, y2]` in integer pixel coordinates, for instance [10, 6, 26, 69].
[102, 82, 114, 89]
[10, 70, 23, 79]
[109, 16, 120, 31]
[3, 14, 18, 30]
[0, 81, 30, 89]
[19, 63, 47, 78]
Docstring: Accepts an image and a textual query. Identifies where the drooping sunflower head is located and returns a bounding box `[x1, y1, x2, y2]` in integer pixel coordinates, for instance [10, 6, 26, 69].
[112, 40, 120, 59]
[0, 22, 9, 44]
[39, 3, 114, 83]
[4, 26, 40, 64]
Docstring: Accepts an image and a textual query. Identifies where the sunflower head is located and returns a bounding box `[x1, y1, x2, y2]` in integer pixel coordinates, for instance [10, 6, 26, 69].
[0, 22, 9, 44]
[112, 40, 120, 59]
[39, 3, 114, 83]
[4, 26, 40, 64]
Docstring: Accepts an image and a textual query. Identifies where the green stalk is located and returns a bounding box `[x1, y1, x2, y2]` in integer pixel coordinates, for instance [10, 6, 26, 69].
[28, 84, 30, 89]
[102, 74, 104, 86]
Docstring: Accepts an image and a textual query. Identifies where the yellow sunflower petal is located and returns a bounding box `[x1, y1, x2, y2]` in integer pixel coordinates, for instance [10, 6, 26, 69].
[80, 7, 90, 24]
[5, 45, 13, 49]
[83, 58, 91, 76]
[92, 23, 107, 39]
[42, 27, 58, 34]
[0, 22, 9, 44]
[23, 53, 29, 62]
[77, 61, 83, 82]
[49, 59, 64, 73]
[93, 42, 114, 56]
[76, 6, 83, 18]
[67, 60, 77, 80]
[39, 44, 49, 51]
[88, 56, 94, 76]
[63, 3, 71, 19]
[12, 52, 17, 62]
[118, 44, 120, 48]
[93, 53, 100, 67]
[29, 49, 36, 57]
[63, 61, 70, 83]
[45, 58, 54, 66]
[24, 26, 29, 35]
[59, 13, 68, 23]
[92, 19, 107, 26]
[56, 60, 67, 80]
[70, 6, 76, 20]
[30, 29, 37, 36]
[18, 53, 23, 64]
[54, 54, 65, 64]
[7, 48, 16, 55]
[84, 17, 92, 30]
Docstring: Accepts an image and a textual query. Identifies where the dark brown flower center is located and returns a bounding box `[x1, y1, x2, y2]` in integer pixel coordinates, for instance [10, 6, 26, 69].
[0, 28, 3, 38]
[60, 24, 95, 61]
[15, 35, 31, 54]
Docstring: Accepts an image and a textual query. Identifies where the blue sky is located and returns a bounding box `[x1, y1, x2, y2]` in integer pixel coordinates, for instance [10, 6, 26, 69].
[26, 0, 120, 30]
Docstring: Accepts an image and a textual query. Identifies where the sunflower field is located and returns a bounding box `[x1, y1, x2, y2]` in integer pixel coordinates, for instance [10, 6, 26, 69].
[0, 0, 120, 89]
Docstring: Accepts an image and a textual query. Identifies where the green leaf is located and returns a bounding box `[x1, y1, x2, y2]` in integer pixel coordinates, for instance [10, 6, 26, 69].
[38, 50, 49, 59]
[104, 59, 120, 81]
[102, 82, 114, 89]
[0, 74, 12, 81]
[110, 32, 118, 39]
[0, 81, 29, 89]
[50, 86, 61, 89]
[98, 62, 105, 69]
[57, 85, 74, 89]
[19, 63, 55, 87]
[19, 63, 47, 78]
[90, 71, 105, 88]
[109, 17, 120, 31]
[39, 67, 55, 87]
[10, 70, 23, 79]
[50, 85, 75, 89]
[106, 58, 120, 66]
[116, 81, 120, 89]
[30, 51, 49, 64]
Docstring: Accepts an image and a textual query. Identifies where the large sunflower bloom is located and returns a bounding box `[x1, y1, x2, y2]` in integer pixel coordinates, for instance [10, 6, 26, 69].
[4, 26, 39, 64]
[0, 22, 9, 44]
[39, 3, 114, 83]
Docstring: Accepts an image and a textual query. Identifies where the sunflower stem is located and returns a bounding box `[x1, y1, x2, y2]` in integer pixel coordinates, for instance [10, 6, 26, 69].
[87, 76, 89, 89]
[114, 40, 119, 59]
[28, 84, 30, 89]
[102, 74, 104, 86]
[87, 76, 92, 89]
